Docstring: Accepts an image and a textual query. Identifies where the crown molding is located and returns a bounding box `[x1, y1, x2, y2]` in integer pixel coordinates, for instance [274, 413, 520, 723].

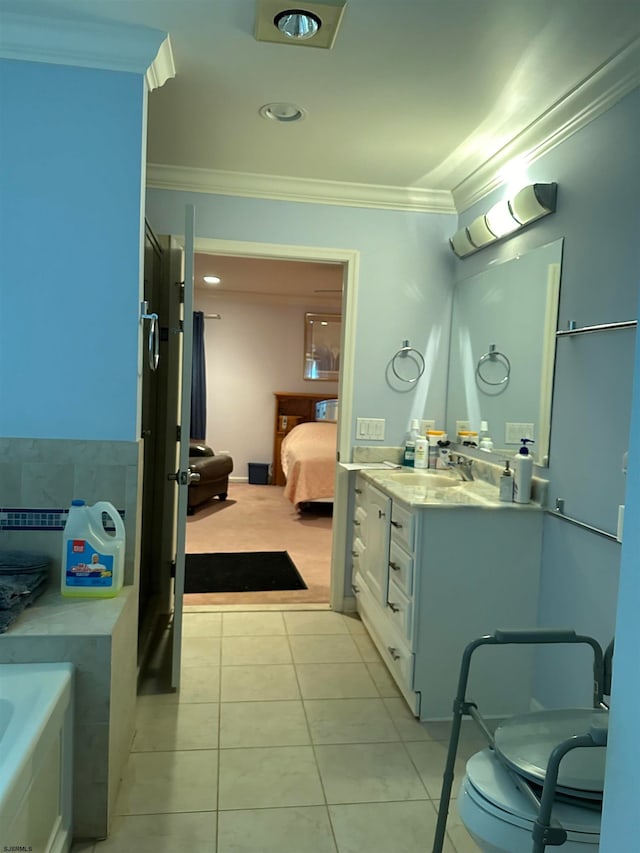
[146, 36, 176, 91]
[0, 12, 168, 78]
[146, 163, 457, 214]
[452, 36, 640, 212]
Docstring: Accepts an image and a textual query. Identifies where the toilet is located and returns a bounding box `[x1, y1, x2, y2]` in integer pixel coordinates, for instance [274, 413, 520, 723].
[458, 709, 607, 852]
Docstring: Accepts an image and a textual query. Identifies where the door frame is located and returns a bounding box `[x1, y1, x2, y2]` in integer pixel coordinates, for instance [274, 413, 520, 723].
[188, 236, 360, 612]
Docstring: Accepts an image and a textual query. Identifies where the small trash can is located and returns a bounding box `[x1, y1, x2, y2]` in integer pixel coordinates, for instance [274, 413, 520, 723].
[248, 463, 270, 485]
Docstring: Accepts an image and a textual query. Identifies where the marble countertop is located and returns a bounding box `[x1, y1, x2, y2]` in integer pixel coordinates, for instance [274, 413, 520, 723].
[352, 466, 545, 510]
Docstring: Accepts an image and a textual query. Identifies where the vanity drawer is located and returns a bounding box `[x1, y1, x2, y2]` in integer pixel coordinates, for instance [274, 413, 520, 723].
[390, 502, 414, 553]
[386, 578, 413, 644]
[389, 540, 413, 597]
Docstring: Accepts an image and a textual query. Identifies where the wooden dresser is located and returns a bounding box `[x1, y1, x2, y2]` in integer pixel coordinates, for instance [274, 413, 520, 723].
[272, 392, 334, 486]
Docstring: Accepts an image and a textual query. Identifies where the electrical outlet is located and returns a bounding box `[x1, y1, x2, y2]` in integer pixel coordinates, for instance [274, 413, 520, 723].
[456, 420, 470, 435]
[421, 419, 436, 433]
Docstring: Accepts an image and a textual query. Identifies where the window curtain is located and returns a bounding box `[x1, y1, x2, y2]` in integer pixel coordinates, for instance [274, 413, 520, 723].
[190, 311, 207, 441]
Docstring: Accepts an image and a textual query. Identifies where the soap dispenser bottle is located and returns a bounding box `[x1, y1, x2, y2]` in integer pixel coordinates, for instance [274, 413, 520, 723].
[499, 461, 513, 502]
[513, 439, 534, 504]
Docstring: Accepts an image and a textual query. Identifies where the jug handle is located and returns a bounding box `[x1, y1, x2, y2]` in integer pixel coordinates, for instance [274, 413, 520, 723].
[91, 502, 125, 539]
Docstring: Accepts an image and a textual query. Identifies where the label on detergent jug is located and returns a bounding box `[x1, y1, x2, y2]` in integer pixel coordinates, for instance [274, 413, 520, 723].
[65, 539, 114, 587]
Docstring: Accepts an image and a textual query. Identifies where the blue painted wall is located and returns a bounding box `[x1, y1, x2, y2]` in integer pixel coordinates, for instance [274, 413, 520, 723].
[456, 88, 640, 710]
[0, 58, 147, 441]
[145, 191, 457, 447]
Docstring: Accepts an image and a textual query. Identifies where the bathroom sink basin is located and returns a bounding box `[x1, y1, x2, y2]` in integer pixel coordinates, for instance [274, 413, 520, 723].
[386, 472, 461, 487]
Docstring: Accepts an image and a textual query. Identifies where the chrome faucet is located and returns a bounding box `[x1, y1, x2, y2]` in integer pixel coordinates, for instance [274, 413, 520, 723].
[452, 456, 474, 481]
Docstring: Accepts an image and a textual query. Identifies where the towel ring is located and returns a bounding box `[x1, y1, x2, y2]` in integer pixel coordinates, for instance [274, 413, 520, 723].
[391, 340, 425, 384]
[476, 344, 510, 386]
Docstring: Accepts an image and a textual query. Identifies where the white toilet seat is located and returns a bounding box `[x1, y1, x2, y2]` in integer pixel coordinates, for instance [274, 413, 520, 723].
[493, 708, 607, 799]
[459, 749, 601, 852]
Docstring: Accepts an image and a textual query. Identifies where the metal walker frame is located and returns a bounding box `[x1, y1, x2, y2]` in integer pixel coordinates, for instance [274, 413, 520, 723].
[431, 629, 612, 853]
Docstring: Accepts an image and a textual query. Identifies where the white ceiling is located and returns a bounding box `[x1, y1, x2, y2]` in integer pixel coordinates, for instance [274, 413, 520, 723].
[5, 0, 640, 210]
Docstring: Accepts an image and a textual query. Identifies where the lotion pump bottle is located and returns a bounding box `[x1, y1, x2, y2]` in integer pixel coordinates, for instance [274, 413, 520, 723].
[513, 439, 534, 504]
[499, 461, 513, 502]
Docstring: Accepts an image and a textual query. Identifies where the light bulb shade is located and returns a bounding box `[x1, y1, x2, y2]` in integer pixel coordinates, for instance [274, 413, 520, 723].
[485, 198, 519, 238]
[449, 181, 558, 259]
[510, 182, 557, 225]
[274, 10, 321, 39]
[467, 215, 496, 248]
[449, 228, 476, 258]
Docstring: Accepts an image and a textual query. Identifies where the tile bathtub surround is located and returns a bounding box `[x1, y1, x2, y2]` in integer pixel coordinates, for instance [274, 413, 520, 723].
[1, 587, 138, 839]
[0, 436, 141, 585]
[80, 608, 481, 853]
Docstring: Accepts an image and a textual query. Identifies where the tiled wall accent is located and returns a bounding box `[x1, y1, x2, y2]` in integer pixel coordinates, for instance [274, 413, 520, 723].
[0, 437, 141, 586]
[0, 507, 123, 531]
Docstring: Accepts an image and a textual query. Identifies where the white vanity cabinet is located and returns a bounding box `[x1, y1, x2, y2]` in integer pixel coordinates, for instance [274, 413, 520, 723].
[351, 472, 543, 720]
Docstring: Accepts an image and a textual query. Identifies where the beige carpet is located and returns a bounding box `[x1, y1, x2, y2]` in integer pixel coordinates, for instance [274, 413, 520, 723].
[184, 483, 333, 605]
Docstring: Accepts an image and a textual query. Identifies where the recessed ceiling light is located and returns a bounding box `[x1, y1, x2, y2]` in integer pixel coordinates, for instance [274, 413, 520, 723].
[259, 102, 306, 122]
[274, 10, 321, 40]
[203, 275, 221, 284]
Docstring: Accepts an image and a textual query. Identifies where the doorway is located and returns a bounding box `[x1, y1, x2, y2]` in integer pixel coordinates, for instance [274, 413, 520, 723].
[183, 237, 358, 612]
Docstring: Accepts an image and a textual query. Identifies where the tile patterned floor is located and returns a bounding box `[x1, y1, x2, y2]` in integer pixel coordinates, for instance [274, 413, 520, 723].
[73, 609, 483, 853]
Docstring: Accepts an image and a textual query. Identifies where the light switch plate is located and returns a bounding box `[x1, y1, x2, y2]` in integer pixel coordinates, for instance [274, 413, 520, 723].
[356, 418, 385, 440]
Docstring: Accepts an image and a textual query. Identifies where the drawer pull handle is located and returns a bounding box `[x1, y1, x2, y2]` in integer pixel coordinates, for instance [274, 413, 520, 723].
[388, 646, 401, 661]
[354, 488, 362, 494]
[390, 520, 403, 529]
[352, 584, 360, 594]
[389, 561, 400, 572]
[388, 602, 401, 613]
[378, 509, 386, 519]
[353, 519, 361, 526]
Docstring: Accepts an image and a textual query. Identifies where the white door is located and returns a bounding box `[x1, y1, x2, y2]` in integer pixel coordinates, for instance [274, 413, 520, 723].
[170, 204, 196, 689]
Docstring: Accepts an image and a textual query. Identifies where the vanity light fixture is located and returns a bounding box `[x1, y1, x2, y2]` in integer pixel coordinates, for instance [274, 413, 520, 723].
[449, 183, 558, 258]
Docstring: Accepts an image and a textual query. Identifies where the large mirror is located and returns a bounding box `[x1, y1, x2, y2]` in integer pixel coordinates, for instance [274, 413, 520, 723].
[304, 312, 341, 381]
[445, 238, 563, 466]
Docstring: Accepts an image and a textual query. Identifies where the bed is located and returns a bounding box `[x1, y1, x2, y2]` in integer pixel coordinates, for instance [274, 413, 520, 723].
[281, 400, 338, 506]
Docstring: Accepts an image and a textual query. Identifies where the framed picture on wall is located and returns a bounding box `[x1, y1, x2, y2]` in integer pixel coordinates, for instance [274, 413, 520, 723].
[303, 313, 341, 381]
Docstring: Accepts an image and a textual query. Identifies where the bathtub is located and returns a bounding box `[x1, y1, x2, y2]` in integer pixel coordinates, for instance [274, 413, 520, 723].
[0, 663, 74, 853]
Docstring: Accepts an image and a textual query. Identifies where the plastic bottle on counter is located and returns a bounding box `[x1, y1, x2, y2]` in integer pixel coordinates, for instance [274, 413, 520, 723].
[403, 419, 420, 467]
[512, 439, 534, 504]
[414, 436, 429, 468]
[499, 460, 514, 502]
[61, 500, 125, 598]
[426, 430, 446, 468]
[478, 420, 494, 452]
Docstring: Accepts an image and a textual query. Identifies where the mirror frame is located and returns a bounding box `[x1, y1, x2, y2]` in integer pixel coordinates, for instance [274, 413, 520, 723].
[303, 312, 341, 381]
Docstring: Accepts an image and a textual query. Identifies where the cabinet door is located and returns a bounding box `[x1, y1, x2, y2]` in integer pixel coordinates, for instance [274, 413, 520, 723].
[362, 483, 391, 606]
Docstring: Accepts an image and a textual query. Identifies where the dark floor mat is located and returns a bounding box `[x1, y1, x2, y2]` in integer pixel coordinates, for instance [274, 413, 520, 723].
[184, 551, 307, 593]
